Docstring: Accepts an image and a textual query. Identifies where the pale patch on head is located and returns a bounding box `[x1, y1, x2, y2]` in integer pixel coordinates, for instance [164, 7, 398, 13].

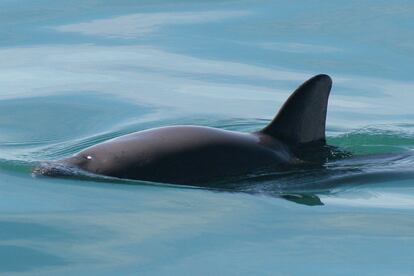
[86, 155, 93, 160]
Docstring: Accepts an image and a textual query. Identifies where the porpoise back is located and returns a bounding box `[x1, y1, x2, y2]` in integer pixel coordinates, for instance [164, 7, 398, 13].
[35, 74, 333, 185]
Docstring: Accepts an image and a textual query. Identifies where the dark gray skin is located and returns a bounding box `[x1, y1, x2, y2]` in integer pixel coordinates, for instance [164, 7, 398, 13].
[35, 74, 332, 185]
[55, 126, 296, 184]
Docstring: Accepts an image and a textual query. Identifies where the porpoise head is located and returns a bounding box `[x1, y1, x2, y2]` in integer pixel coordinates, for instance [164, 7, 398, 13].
[33, 146, 122, 177]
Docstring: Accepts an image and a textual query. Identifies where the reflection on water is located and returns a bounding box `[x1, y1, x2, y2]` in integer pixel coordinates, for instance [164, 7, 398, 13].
[1, 0, 414, 274]
[0, 93, 153, 145]
[54, 11, 250, 38]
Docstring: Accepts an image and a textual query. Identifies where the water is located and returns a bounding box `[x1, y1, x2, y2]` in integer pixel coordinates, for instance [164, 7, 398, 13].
[1, 0, 414, 274]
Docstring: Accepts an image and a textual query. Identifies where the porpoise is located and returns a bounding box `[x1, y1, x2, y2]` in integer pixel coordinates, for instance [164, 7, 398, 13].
[34, 74, 332, 185]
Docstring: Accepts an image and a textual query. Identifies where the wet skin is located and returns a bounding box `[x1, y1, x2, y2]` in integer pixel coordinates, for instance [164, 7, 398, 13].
[35, 74, 332, 185]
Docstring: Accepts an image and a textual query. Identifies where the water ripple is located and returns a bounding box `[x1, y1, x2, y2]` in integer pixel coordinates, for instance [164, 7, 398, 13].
[1, 119, 413, 198]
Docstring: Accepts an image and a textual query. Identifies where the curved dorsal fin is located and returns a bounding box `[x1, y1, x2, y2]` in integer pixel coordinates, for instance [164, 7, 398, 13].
[260, 74, 332, 145]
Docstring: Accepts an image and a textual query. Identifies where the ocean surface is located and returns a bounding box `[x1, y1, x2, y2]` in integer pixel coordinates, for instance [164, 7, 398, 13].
[1, 0, 414, 275]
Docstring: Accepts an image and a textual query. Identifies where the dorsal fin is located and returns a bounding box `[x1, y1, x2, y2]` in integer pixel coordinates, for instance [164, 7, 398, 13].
[260, 74, 332, 145]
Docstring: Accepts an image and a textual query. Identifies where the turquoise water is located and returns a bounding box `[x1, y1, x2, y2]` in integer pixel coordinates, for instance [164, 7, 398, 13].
[1, 0, 414, 274]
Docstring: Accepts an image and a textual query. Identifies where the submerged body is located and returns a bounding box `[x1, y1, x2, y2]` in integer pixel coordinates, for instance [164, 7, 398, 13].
[35, 74, 332, 185]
